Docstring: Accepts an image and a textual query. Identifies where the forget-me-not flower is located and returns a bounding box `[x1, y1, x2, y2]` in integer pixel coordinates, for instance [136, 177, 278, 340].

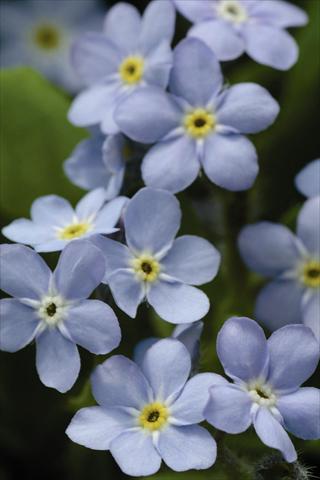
[91, 187, 221, 323]
[115, 38, 279, 193]
[173, 0, 307, 70]
[295, 159, 320, 198]
[68, 0, 175, 134]
[2, 188, 127, 252]
[0, 241, 121, 392]
[204, 317, 320, 462]
[238, 197, 320, 339]
[66, 338, 224, 476]
[0, 0, 104, 92]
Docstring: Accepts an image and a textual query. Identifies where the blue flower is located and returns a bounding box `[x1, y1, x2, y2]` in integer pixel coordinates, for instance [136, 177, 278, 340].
[173, 0, 307, 70]
[295, 159, 320, 198]
[0, 241, 121, 392]
[66, 338, 224, 476]
[68, 0, 175, 134]
[91, 187, 221, 323]
[238, 197, 320, 340]
[134, 321, 204, 371]
[0, 0, 104, 92]
[2, 188, 127, 252]
[204, 317, 320, 462]
[115, 38, 279, 193]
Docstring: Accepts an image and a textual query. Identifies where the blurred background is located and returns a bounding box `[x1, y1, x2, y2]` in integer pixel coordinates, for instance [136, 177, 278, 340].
[0, 0, 319, 479]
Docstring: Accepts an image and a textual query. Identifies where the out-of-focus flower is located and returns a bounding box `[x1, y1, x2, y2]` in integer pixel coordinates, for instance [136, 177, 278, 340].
[0, 0, 104, 92]
[205, 317, 320, 462]
[66, 339, 223, 476]
[173, 0, 307, 70]
[2, 189, 127, 253]
[238, 197, 320, 339]
[0, 241, 121, 392]
[91, 187, 221, 323]
[115, 38, 279, 193]
[295, 159, 320, 198]
[68, 0, 175, 134]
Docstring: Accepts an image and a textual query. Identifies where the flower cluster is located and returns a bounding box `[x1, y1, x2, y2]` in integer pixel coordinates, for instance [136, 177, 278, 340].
[1, 1, 319, 478]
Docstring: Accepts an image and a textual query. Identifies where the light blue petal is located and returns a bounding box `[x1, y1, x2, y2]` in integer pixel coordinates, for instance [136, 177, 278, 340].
[205, 384, 253, 433]
[53, 241, 106, 300]
[108, 270, 144, 318]
[34, 239, 68, 253]
[75, 188, 106, 219]
[91, 355, 152, 409]
[0, 244, 51, 299]
[157, 425, 216, 471]
[170, 372, 227, 424]
[170, 38, 222, 106]
[147, 281, 209, 324]
[103, 2, 141, 52]
[142, 135, 200, 193]
[277, 388, 320, 440]
[250, 0, 308, 28]
[255, 280, 304, 331]
[173, 321, 204, 369]
[302, 291, 320, 341]
[139, 0, 175, 53]
[173, 0, 215, 23]
[63, 299, 120, 354]
[114, 87, 181, 143]
[142, 339, 191, 402]
[31, 195, 74, 226]
[143, 41, 173, 89]
[202, 133, 258, 191]
[66, 406, 132, 450]
[124, 187, 181, 255]
[244, 24, 298, 70]
[295, 159, 320, 198]
[2, 219, 52, 246]
[162, 235, 221, 285]
[267, 324, 319, 392]
[133, 337, 159, 367]
[217, 316, 269, 382]
[0, 299, 39, 352]
[36, 328, 80, 393]
[253, 407, 297, 462]
[94, 196, 127, 232]
[217, 83, 279, 134]
[110, 430, 161, 477]
[89, 236, 133, 282]
[238, 222, 301, 277]
[296, 197, 320, 256]
[189, 19, 245, 61]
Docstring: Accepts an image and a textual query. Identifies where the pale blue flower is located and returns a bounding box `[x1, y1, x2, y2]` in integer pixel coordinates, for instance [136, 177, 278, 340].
[66, 338, 224, 476]
[238, 197, 320, 340]
[91, 187, 221, 324]
[0, 241, 121, 392]
[68, 0, 175, 134]
[173, 0, 307, 70]
[115, 38, 279, 193]
[2, 188, 127, 253]
[205, 317, 320, 462]
[295, 159, 320, 198]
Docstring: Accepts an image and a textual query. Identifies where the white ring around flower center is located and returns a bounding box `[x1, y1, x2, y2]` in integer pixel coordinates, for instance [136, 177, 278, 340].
[37, 294, 68, 326]
[216, 0, 248, 23]
[247, 380, 277, 407]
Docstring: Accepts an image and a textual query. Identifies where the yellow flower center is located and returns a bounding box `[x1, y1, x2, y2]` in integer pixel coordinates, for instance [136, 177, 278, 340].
[184, 109, 216, 139]
[139, 402, 169, 431]
[217, 0, 248, 23]
[119, 56, 144, 85]
[131, 254, 160, 282]
[301, 260, 320, 288]
[33, 24, 60, 50]
[58, 222, 91, 240]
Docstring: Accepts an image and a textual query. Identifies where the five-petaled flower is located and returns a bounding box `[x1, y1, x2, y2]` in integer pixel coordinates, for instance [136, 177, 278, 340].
[204, 317, 320, 462]
[0, 241, 121, 392]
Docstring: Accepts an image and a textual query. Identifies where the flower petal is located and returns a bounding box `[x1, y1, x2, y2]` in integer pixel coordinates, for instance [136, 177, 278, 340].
[250, 0, 308, 28]
[2, 219, 52, 245]
[173, 0, 214, 23]
[170, 38, 223, 105]
[103, 2, 141, 52]
[36, 328, 80, 393]
[0, 244, 51, 299]
[91, 355, 151, 409]
[139, 0, 175, 53]
[296, 196, 320, 256]
[217, 316, 269, 382]
[253, 407, 297, 462]
[147, 281, 209, 324]
[108, 270, 144, 318]
[134, 337, 159, 367]
[202, 133, 258, 191]
[173, 321, 204, 369]
[157, 425, 216, 471]
[267, 325, 319, 392]
[75, 188, 106, 219]
[295, 159, 320, 198]
[0, 299, 39, 352]
[143, 41, 173, 89]
[30, 195, 74, 226]
[302, 291, 320, 341]
[94, 196, 127, 232]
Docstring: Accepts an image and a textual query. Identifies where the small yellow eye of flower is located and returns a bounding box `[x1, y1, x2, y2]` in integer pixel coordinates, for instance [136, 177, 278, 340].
[217, 0, 248, 23]
[301, 260, 320, 288]
[131, 254, 160, 282]
[184, 109, 216, 139]
[58, 222, 91, 240]
[247, 381, 277, 407]
[139, 402, 169, 431]
[33, 24, 60, 50]
[119, 56, 144, 85]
